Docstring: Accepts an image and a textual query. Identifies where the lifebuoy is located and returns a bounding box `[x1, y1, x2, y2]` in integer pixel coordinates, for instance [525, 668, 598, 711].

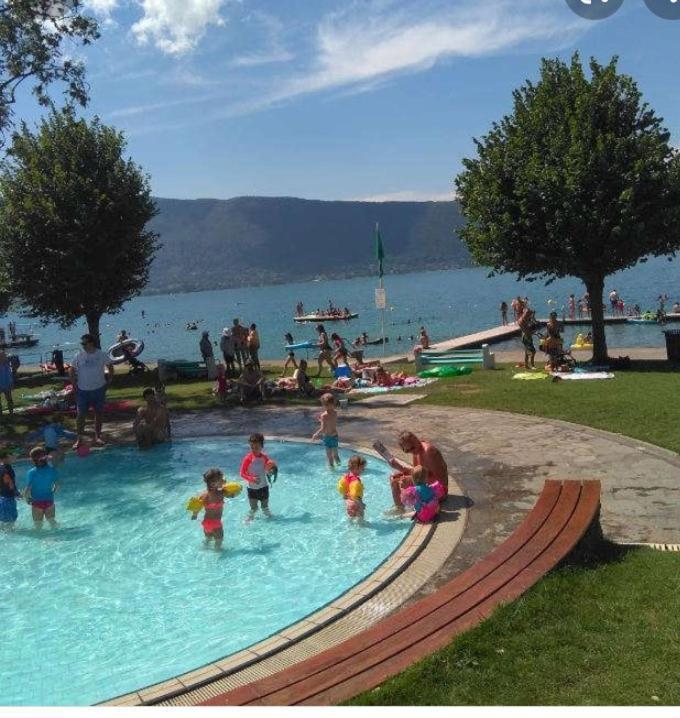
[107, 338, 145, 364]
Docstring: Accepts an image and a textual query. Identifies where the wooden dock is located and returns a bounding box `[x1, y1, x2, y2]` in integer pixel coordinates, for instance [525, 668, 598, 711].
[382, 314, 672, 365]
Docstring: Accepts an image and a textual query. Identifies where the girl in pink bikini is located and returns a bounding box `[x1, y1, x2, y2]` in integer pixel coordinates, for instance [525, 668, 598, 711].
[190, 468, 226, 550]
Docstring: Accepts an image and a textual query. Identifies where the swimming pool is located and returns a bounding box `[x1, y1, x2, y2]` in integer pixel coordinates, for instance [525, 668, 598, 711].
[1, 438, 411, 706]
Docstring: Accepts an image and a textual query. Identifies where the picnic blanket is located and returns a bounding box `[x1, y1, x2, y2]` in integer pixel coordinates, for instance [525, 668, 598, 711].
[551, 372, 614, 380]
[350, 378, 437, 395]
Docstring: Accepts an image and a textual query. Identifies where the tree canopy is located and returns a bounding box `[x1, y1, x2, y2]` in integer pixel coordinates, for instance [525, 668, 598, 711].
[455, 54, 680, 362]
[0, 109, 159, 344]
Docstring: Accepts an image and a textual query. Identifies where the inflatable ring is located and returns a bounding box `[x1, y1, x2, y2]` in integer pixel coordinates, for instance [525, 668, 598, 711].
[223, 482, 243, 498]
[570, 343, 593, 351]
[107, 339, 145, 364]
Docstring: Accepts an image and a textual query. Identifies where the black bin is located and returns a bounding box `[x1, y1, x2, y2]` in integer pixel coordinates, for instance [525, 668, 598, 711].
[663, 329, 680, 361]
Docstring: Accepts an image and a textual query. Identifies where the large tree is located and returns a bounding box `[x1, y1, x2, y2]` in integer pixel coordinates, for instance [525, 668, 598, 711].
[455, 55, 680, 364]
[0, 1, 99, 142]
[0, 109, 159, 345]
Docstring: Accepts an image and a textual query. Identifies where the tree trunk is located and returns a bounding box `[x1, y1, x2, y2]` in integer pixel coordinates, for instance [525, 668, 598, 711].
[585, 276, 608, 364]
[86, 312, 102, 348]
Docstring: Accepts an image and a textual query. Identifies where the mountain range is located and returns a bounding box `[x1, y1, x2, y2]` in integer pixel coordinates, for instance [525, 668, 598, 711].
[146, 196, 472, 294]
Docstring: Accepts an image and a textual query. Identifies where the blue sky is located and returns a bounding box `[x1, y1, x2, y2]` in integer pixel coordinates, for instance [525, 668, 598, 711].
[12, 0, 680, 200]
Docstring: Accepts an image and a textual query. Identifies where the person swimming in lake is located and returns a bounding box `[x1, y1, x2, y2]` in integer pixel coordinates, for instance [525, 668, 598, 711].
[190, 467, 226, 550]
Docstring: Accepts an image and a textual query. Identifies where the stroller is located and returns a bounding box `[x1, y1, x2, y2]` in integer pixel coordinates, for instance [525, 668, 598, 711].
[538, 332, 576, 371]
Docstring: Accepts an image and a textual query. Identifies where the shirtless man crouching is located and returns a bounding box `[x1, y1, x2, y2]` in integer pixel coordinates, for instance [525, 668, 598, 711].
[376, 431, 449, 517]
[133, 388, 170, 449]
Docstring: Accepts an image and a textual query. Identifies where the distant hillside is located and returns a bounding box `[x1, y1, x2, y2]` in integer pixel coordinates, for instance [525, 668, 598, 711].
[146, 196, 471, 294]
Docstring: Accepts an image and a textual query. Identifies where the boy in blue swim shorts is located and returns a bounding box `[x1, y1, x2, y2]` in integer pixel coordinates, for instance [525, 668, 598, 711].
[312, 393, 340, 468]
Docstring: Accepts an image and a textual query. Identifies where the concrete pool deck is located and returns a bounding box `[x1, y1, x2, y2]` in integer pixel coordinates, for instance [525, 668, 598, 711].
[100, 401, 680, 705]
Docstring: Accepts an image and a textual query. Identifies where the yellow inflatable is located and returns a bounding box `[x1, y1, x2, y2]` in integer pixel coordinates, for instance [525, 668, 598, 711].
[570, 334, 593, 351]
[223, 482, 243, 498]
[337, 475, 363, 501]
[186, 496, 204, 513]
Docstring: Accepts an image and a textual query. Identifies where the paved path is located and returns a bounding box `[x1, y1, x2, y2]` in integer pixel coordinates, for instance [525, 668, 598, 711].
[167, 402, 680, 592]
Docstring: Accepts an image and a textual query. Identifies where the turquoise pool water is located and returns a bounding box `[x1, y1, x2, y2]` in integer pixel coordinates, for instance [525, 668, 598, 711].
[0, 438, 410, 706]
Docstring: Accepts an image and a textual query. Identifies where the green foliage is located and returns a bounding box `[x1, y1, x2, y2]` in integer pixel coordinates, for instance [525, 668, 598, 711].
[455, 55, 680, 361]
[0, 1, 99, 141]
[0, 109, 159, 342]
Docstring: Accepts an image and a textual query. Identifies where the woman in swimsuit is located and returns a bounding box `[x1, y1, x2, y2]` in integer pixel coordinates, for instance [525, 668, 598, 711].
[316, 324, 336, 376]
[190, 468, 226, 550]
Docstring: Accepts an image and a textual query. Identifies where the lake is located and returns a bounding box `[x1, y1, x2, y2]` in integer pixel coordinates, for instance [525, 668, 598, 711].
[3, 257, 679, 365]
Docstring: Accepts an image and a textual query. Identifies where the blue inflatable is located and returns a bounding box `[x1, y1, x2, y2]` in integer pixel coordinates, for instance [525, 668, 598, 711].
[285, 341, 316, 351]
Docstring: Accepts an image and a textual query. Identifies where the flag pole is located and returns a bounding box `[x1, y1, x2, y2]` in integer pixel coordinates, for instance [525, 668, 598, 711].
[376, 222, 385, 358]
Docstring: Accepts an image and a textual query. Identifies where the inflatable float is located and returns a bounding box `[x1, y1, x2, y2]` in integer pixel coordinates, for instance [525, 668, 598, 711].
[107, 338, 145, 364]
[285, 341, 316, 351]
[418, 365, 473, 379]
[570, 334, 593, 350]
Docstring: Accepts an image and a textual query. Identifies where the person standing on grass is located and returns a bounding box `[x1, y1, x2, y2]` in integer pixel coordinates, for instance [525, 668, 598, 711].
[232, 319, 248, 372]
[247, 323, 261, 369]
[0, 351, 14, 417]
[69, 334, 114, 448]
[220, 327, 236, 377]
[199, 331, 214, 362]
[518, 306, 537, 370]
[315, 324, 336, 377]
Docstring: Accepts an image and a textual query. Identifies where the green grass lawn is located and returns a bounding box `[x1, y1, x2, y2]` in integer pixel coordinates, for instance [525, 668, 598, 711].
[348, 546, 680, 705]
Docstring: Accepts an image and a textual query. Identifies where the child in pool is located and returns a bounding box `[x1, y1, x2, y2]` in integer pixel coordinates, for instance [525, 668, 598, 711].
[240, 433, 276, 522]
[26, 415, 77, 466]
[337, 455, 366, 523]
[24, 446, 59, 529]
[191, 467, 226, 550]
[312, 393, 340, 468]
[0, 448, 21, 530]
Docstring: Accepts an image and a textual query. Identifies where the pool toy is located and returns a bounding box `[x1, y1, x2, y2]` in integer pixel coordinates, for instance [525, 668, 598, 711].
[266, 460, 278, 484]
[186, 496, 204, 513]
[570, 334, 593, 350]
[401, 481, 445, 523]
[338, 472, 364, 517]
[337, 473, 363, 501]
[284, 341, 316, 351]
[418, 365, 473, 379]
[76, 444, 90, 458]
[222, 482, 243, 498]
[107, 338, 145, 365]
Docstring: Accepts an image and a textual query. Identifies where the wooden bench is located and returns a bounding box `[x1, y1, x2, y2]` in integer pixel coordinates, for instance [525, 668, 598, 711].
[200, 479, 601, 707]
[157, 359, 207, 381]
[415, 343, 495, 372]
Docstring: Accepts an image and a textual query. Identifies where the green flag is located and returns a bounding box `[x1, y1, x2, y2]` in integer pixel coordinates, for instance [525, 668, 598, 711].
[375, 223, 384, 278]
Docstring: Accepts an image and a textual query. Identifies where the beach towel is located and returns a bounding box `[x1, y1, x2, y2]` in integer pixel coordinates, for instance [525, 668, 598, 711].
[512, 372, 550, 380]
[551, 372, 614, 380]
[350, 378, 437, 395]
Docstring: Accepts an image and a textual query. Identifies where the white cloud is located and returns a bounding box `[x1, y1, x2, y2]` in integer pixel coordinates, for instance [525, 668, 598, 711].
[132, 0, 229, 55]
[353, 190, 455, 203]
[230, 11, 293, 67]
[277, 0, 586, 103]
[84, 0, 119, 15]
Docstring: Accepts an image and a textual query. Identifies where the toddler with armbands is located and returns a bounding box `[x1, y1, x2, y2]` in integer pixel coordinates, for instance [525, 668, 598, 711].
[337, 455, 366, 523]
[400, 466, 445, 523]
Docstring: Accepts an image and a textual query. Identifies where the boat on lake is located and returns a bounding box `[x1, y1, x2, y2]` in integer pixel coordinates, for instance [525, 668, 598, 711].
[0, 334, 39, 350]
[294, 312, 358, 323]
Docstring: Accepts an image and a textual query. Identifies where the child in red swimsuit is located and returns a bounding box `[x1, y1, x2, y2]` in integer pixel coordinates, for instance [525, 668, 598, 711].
[190, 468, 226, 550]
